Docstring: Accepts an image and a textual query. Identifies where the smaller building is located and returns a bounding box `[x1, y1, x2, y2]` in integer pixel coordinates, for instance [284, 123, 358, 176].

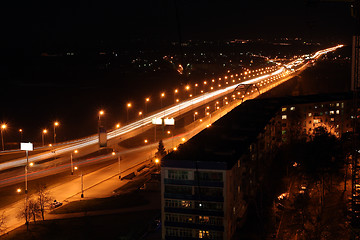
[161, 92, 353, 240]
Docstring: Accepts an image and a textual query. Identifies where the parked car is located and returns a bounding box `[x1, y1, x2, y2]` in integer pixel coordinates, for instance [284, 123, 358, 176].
[51, 200, 62, 208]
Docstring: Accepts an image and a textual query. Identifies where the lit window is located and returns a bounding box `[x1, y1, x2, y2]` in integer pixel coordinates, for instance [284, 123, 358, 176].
[282, 115, 287, 120]
[199, 230, 210, 238]
[290, 106, 295, 111]
[282, 107, 287, 112]
[336, 124, 339, 128]
[336, 103, 340, 107]
[330, 118, 335, 122]
[336, 110, 340, 114]
[308, 113, 312, 117]
[330, 111, 334, 115]
[314, 119, 320, 124]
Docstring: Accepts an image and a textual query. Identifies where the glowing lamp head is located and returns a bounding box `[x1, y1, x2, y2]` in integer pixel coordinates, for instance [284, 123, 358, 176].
[154, 158, 160, 164]
[116, 123, 120, 128]
[54, 121, 59, 126]
[17, 188, 21, 193]
[112, 151, 116, 156]
[99, 110, 104, 116]
[43, 129, 47, 134]
[74, 149, 78, 154]
[127, 103, 131, 108]
[1, 124, 6, 130]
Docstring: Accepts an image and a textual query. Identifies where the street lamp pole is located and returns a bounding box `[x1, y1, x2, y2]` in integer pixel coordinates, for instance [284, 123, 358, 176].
[70, 150, 77, 175]
[126, 103, 131, 123]
[1, 124, 6, 151]
[145, 98, 150, 115]
[19, 129, 23, 144]
[174, 89, 178, 104]
[25, 150, 29, 194]
[70, 153, 74, 175]
[81, 172, 84, 198]
[161, 93, 165, 109]
[42, 129, 47, 147]
[193, 112, 198, 122]
[118, 155, 122, 179]
[53, 122, 59, 144]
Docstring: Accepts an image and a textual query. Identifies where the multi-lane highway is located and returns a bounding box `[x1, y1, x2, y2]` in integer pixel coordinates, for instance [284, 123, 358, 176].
[0, 44, 343, 234]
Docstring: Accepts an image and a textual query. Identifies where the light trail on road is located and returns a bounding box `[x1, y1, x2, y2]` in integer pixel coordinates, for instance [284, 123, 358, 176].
[0, 44, 343, 172]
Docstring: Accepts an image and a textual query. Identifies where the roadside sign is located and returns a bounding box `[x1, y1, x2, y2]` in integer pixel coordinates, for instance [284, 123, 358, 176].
[21, 142, 33, 151]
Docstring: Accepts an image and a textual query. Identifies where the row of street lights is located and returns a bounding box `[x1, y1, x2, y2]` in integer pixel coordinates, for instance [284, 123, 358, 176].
[0, 121, 60, 150]
[1, 66, 278, 151]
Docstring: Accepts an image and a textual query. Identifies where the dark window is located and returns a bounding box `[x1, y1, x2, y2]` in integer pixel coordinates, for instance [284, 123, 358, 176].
[165, 185, 192, 195]
[195, 171, 223, 182]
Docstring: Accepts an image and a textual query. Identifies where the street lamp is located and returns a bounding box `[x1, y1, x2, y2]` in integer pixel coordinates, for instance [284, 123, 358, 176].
[160, 92, 165, 108]
[70, 149, 78, 175]
[174, 89, 178, 104]
[145, 97, 150, 114]
[19, 129, 23, 144]
[126, 103, 132, 122]
[53, 121, 59, 144]
[116, 123, 120, 129]
[1, 124, 6, 151]
[194, 83, 198, 95]
[194, 112, 198, 122]
[42, 129, 47, 147]
[98, 110, 104, 128]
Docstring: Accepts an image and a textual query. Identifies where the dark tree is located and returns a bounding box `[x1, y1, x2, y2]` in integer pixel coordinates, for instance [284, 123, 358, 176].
[28, 200, 40, 223]
[156, 140, 166, 159]
[35, 183, 52, 220]
[17, 202, 30, 230]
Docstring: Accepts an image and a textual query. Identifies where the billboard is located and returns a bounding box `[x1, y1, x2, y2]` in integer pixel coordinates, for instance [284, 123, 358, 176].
[21, 142, 33, 151]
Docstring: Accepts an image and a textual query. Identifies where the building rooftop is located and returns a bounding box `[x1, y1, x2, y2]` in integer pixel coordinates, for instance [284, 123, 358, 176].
[162, 92, 352, 170]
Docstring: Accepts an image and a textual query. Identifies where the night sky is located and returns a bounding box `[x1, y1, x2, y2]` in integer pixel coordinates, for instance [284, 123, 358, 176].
[0, 0, 356, 144]
[0, 0, 355, 55]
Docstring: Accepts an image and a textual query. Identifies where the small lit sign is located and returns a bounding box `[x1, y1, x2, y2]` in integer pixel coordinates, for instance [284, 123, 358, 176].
[164, 118, 175, 125]
[152, 118, 163, 125]
[21, 142, 33, 151]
